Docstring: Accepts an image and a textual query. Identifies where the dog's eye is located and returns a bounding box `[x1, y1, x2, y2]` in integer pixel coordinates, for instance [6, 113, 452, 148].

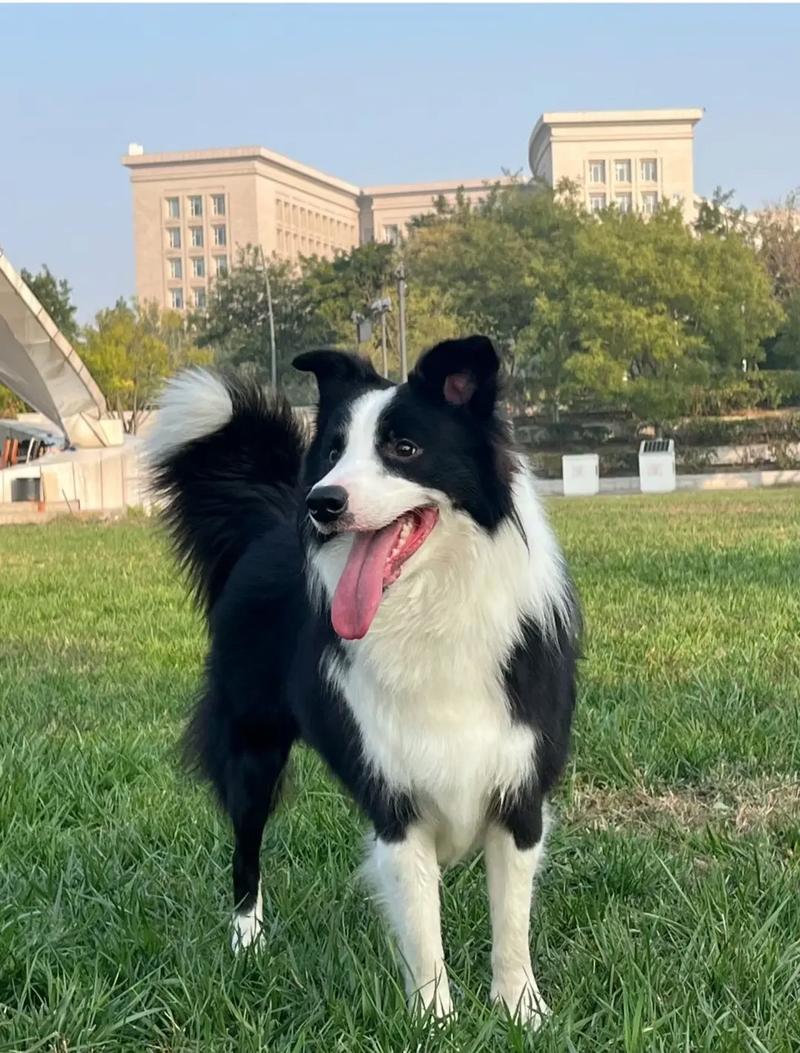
[393, 439, 420, 459]
[328, 446, 341, 465]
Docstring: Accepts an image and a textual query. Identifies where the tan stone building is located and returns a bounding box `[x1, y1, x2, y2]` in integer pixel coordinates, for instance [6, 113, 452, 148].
[123, 107, 704, 310]
[529, 108, 703, 224]
[122, 145, 363, 311]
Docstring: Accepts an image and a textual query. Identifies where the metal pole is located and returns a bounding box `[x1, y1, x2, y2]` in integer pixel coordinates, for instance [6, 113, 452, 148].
[396, 263, 408, 381]
[262, 248, 277, 391]
[380, 310, 388, 378]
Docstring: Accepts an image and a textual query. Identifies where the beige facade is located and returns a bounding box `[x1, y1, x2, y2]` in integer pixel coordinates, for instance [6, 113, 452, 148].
[124, 108, 705, 309]
[123, 146, 362, 310]
[529, 109, 703, 224]
[362, 178, 514, 245]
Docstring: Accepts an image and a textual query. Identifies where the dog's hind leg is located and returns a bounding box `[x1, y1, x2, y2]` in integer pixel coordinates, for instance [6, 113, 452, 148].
[226, 730, 295, 953]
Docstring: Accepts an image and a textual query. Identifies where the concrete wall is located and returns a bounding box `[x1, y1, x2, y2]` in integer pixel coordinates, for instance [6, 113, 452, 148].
[0, 441, 147, 512]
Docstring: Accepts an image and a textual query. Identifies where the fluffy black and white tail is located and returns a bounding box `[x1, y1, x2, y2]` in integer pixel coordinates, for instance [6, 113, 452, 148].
[147, 369, 306, 614]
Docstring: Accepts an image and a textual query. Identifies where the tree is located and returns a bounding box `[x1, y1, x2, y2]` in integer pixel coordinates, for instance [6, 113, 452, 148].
[82, 300, 207, 433]
[769, 291, 800, 370]
[20, 264, 80, 344]
[693, 186, 749, 238]
[302, 241, 397, 359]
[564, 205, 780, 426]
[754, 189, 800, 304]
[194, 246, 336, 403]
[403, 183, 782, 427]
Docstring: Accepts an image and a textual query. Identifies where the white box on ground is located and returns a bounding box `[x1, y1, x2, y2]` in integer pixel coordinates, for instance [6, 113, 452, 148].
[562, 454, 600, 496]
[638, 439, 676, 493]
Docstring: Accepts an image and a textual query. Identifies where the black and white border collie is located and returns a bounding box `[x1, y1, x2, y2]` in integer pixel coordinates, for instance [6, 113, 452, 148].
[148, 336, 579, 1028]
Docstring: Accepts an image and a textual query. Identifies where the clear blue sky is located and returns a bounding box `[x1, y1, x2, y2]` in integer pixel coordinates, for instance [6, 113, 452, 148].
[2, 3, 799, 321]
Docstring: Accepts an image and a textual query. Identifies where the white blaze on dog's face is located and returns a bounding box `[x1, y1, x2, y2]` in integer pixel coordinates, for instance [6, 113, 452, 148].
[294, 338, 513, 641]
[312, 387, 436, 531]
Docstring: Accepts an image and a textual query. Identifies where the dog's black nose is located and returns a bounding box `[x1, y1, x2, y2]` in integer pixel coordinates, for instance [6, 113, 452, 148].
[307, 485, 349, 524]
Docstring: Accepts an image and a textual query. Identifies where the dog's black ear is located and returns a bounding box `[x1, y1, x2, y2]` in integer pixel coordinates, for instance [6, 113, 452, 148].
[293, 349, 389, 406]
[409, 335, 500, 418]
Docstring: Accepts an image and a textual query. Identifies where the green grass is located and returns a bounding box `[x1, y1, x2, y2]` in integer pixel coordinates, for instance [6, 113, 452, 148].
[1, 489, 799, 1052]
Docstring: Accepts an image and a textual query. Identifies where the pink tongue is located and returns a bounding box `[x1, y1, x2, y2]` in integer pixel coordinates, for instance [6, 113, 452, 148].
[331, 521, 404, 640]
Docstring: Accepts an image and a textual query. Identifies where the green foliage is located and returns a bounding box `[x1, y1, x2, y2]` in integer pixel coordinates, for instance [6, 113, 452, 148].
[693, 186, 749, 237]
[301, 241, 397, 371]
[0, 384, 25, 417]
[82, 299, 208, 431]
[768, 292, 800, 370]
[194, 246, 337, 403]
[403, 185, 783, 427]
[755, 188, 800, 305]
[20, 263, 80, 344]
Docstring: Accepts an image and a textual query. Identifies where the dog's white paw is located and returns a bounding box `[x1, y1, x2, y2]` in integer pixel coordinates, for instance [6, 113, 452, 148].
[492, 982, 551, 1030]
[230, 890, 264, 953]
[409, 974, 454, 1022]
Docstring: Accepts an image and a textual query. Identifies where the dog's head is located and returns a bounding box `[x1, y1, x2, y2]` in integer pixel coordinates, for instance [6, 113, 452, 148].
[294, 335, 515, 640]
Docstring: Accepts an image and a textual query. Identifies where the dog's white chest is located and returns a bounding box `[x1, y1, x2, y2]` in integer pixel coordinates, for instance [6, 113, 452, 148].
[327, 643, 537, 863]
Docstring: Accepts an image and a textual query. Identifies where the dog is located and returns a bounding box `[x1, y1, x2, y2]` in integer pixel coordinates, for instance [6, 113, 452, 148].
[148, 335, 579, 1027]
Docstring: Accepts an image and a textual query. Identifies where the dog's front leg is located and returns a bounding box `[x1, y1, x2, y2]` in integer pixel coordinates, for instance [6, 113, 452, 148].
[367, 825, 452, 1018]
[484, 819, 550, 1029]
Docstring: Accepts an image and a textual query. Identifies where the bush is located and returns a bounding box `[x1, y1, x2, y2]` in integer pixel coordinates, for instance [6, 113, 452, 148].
[674, 413, 800, 447]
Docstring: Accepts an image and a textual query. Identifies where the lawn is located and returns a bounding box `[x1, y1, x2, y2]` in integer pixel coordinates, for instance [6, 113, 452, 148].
[1, 489, 799, 1052]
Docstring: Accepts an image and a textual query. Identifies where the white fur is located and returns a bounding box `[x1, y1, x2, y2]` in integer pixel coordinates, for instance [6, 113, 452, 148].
[231, 883, 263, 952]
[364, 827, 452, 1017]
[147, 369, 233, 463]
[485, 810, 551, 1029]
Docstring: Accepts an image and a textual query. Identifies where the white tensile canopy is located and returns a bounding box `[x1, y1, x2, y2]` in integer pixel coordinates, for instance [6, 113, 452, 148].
[0, 249, 106, 440]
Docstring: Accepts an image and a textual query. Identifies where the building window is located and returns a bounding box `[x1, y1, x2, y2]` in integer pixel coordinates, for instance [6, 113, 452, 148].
[213, 225, 227, 247]
[384, 224, 400, 245]
[170, 288, 184, 310]
[188, 195, 203, 218]
[168, 258, 183, 280]
[191, 257, 206, 278]
[641, 158, 658, 182]
[641, 191, 659, 215]
[190, 226, 204, 248]
[614, 160, 632, 183]
[589, 193, 607, 213]
[615, 192, 633, 213]
[276, 200, 283, 223]
[166, 197, 180, 219]
[193, 288, 207, 309]
[214, 255, 228, 276]
[211, 194, 225, 217]
[292, 204, 298, 226]
[167, 228, 181, 250]
[589, 160, 606, 184]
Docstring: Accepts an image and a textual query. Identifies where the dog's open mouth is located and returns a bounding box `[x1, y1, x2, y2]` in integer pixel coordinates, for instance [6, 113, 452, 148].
[331, 507, 439, 640]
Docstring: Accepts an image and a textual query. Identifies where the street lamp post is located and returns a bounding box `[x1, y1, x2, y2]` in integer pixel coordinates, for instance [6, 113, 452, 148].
[395, 263, 408, 381]
[380, 309, 388, 378]
[259, 247, 277, 391]
[369, 296, 392, 379]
